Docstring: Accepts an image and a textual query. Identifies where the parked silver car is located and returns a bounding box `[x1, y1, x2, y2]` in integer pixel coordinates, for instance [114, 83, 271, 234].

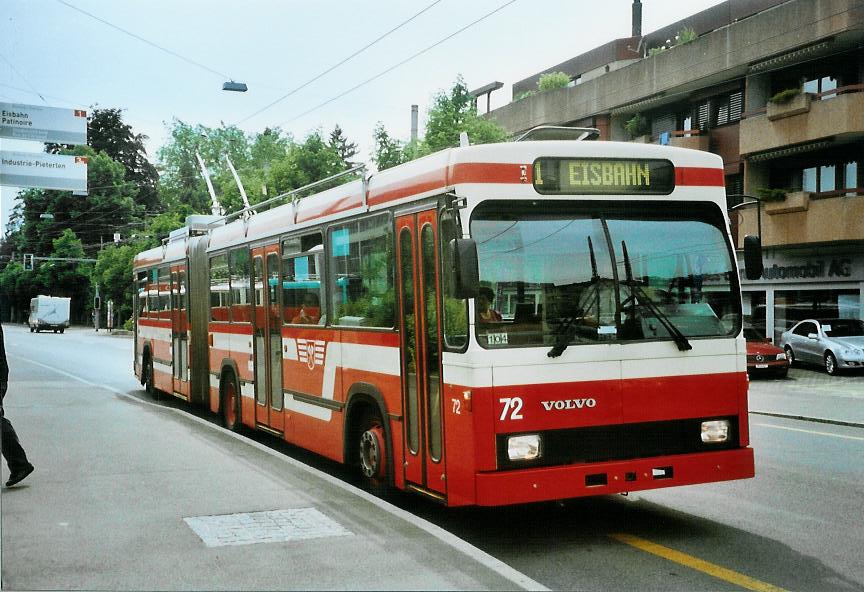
[779, 318, 864, 375]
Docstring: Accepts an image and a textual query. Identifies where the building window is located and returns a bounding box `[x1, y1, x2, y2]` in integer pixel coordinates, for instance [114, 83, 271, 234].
[802, 158, 861, 195]
[803, 75, 838, 99]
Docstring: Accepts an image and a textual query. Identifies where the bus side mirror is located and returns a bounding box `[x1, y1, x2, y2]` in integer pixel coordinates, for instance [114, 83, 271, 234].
[743, 235, 763, 280]
[449, 238, 479, 299]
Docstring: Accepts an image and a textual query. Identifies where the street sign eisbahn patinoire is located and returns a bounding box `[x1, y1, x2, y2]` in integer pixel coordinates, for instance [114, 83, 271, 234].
[0, 102, 87, 144]
[0, 151, 88, 191]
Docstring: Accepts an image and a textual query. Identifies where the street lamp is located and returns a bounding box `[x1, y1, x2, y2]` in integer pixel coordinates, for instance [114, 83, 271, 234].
[222, 81, 248, 92]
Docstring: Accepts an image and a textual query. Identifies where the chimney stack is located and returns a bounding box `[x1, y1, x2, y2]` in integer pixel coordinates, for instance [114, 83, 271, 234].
[632, 0, 642, 37]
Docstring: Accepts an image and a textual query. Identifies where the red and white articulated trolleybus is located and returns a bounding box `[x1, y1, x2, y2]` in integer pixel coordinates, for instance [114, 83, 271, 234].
[133, 129, 763, 507]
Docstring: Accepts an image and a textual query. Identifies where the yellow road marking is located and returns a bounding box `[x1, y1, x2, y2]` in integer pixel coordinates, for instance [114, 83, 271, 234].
[609, 533, 788, 592]
[753, 423, 864, 441]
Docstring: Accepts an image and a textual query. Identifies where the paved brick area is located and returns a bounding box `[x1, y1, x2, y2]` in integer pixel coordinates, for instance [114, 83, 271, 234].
[184, 508, 353, 547]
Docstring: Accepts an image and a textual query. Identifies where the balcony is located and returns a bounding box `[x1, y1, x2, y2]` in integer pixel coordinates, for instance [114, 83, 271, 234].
[740, 86, 864, 156]
[732, 193, 864, 249]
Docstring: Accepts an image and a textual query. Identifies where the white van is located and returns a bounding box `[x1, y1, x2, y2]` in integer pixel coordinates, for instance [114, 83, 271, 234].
[29, 295, 71, 333]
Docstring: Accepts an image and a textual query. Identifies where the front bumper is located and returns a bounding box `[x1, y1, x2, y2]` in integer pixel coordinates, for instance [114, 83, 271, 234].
[475, 448, 754, 506]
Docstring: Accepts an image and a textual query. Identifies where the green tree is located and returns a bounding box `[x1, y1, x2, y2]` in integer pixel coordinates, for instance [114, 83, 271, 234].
[87, 108, 159, 213]
[157, 120, 252, 214]
[372, 123, 409, 171]
[93, 243, 137, 324]
[372, 76, 509, 168]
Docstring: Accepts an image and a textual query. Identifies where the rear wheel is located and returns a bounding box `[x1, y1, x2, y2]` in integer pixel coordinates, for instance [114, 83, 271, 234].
[143, 352, 155, 395]
[784, 346, 795, 367]
[59, 328, 64, 334]
[221, 372, 241, 432]
[825, 352, 838, 376]
[357, 410, 389, 496]
[29, 327, 34, 333]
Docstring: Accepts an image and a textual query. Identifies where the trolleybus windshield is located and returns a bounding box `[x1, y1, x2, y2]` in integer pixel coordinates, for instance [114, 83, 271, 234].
[470, 200, 740, 349]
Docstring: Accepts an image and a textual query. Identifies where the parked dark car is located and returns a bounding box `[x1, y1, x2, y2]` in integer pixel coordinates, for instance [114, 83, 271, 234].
[779, 319, 864, 375]
[744, 327, 789, 378]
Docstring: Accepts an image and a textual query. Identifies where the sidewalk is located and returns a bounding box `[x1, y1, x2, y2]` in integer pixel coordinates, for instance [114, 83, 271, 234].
[748, 366, 864, 428]
[0, 325, 545, 591]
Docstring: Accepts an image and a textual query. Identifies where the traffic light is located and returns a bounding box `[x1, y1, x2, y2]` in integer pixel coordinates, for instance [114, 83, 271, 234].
[23, 254, 34, 271]
[93, 295, 101, 310]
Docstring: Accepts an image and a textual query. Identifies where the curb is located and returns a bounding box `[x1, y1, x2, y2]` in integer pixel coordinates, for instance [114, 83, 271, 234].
[750, 411, 864, 429]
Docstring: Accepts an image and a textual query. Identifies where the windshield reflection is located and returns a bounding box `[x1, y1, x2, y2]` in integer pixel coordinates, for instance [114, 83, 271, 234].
[470, 201, 740, 349]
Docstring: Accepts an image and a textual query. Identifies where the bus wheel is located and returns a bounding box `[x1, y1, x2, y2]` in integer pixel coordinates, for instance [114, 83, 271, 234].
[143, 353, 155, 395]
[221, 373, 241, 432]
[358, 412, 389, 495]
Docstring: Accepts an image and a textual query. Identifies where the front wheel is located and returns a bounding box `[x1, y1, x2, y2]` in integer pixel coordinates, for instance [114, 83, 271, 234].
[357, 412, 389, 496]
[784, 346, 795, 367]
[825, 352, 838, 376]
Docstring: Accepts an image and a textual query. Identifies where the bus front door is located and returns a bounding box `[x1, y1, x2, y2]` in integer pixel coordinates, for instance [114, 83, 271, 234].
[252, 246, 284, 433]
[396, 210, 446, 497]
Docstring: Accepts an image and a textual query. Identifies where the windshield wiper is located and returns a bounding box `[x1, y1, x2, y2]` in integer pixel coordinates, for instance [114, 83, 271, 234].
[548, 237, 601, 358]
[620, 241, 692, 352]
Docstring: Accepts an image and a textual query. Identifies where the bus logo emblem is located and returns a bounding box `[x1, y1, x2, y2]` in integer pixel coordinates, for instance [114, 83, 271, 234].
[297, 339, 325, 370]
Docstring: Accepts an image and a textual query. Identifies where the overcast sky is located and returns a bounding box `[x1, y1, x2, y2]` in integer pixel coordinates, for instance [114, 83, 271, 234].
[1, 0, 724, 232]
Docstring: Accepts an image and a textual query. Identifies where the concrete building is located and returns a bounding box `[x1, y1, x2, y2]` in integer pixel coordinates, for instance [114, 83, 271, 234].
[488, 0, 864, 342]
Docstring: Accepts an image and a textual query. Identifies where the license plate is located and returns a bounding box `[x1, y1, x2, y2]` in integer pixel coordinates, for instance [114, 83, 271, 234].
[756, 364, 768, 368]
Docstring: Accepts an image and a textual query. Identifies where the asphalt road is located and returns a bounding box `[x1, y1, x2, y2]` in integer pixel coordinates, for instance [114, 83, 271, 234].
[2, 326, 863, 591]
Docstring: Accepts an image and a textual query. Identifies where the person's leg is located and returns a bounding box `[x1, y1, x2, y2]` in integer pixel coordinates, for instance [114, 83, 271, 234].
[2, 415, 33, 482]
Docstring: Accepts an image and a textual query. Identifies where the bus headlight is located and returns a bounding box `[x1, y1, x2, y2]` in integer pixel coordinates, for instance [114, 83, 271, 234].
[701, 420, 730, 443]
[508, 434, 541, 460]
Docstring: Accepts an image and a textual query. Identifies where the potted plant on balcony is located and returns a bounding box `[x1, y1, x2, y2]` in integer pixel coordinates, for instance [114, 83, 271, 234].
[757, 187, 810, 214]
[625, 113, 651, 142]
[767, 87, 811, 121]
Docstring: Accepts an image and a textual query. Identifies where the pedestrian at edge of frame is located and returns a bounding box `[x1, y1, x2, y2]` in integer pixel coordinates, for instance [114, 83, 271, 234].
[1, 321, 35, 487]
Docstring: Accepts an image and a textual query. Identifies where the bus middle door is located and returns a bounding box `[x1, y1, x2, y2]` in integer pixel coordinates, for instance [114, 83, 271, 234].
[396, 209, 446, 497]
[252, 246, 285, 433]
[170, 265, 189, 399]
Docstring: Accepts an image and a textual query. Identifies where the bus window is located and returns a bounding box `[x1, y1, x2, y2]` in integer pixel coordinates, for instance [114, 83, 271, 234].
[136, 271, 148, 318]
[328, 214, 394, 328]
[158, 267, 171, 319]
[440, 209, 467, 350]
[230, 247, 252, 323]
[283, 250, 322, 325]
[209, 254, 230, 322]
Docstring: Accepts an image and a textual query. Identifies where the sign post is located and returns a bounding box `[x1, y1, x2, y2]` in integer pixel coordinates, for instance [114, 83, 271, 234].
[0, 102, 87, 145]
[0, 151, 88, 191]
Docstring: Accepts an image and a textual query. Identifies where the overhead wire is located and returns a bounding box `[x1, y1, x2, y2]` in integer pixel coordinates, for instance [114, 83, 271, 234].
[54, 0, 235, 81]
[0, 51, 48, 104]
[234, 0, 445, 126]
[276, 0, 519, 126]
